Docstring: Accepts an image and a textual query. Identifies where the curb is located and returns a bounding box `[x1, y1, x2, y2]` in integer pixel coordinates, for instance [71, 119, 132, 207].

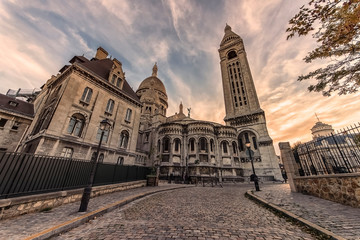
[245, 190, 346, 240]
[25, 186, 192, 240]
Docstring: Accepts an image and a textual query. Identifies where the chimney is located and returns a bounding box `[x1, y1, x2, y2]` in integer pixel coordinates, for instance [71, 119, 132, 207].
[95, 47, 108, 60]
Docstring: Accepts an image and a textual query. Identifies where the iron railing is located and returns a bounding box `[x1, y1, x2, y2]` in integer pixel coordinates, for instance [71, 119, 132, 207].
[0, 152, 149, 199]
[294, 123, 360, 176]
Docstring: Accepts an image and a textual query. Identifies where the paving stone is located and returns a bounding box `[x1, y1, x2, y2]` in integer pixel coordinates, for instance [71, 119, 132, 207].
[254, 183, 360, 240]
[53, 184, 314, 239]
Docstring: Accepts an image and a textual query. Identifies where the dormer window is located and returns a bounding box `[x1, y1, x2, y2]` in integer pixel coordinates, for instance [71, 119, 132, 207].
[8, 101, 18, 107]
[116, 77, 122, 88]
[111, 74, 116, 84]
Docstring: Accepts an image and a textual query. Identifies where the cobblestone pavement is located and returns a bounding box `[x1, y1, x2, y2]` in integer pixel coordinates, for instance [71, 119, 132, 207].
[254, 183, 360, 240]
[53, 184, 315, 240]
[0, 184, 188, 240]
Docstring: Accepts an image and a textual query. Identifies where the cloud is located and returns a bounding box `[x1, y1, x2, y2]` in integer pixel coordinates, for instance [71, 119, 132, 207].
[0, 0, 359, 156]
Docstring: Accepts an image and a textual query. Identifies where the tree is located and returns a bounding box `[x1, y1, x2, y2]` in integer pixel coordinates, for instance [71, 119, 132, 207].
[286, 0, 360, 96]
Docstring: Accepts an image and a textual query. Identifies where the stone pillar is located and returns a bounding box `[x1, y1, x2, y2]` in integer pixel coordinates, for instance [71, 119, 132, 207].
[279, 142, 299, 192]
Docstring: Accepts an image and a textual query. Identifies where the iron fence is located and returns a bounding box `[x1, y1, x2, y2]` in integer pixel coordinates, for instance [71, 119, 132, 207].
[294, 123, 360, 176]
[0, 152, 149, 199]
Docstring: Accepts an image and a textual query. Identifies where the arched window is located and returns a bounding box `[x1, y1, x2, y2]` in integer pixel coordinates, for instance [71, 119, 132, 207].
[81, 87, 93, 103]
[119, 131, 129, 149]
[228, 50, 237, 60]
[210, 139, 214, 152]
[252, 137, 258, 150]
[163, 137, 170, 153]
[106, 99, 115, 113]
[157, 140, 161, 152]
[174, 139, 181, 152]
[189, 138, 195, 152]
[98, 153, 104, 163]
[67, 113, 85, 137]
[91, 152, 97, 162]
[222, 141, 228, 154]
[232, 142, 237, 154]
[117, 156, 124, 165]
[199, 137, 207, 152]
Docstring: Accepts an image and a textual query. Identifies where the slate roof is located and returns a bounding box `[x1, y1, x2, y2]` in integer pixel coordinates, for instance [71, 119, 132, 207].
[0, 94, 34, 118]
[70, 56, 140, 102]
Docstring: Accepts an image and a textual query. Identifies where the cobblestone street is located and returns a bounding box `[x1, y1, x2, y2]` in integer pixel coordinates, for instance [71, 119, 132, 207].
[54, 185, 315, 240]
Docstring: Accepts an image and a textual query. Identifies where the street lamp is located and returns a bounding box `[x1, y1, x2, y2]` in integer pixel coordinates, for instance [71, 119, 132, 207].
[245, 140, 260, 191]
[79, 118, 111, 212]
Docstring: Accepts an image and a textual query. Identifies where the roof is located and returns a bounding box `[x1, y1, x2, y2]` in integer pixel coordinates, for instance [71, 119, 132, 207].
[0, 94, 34, 118]
[137, 76, 167, 96]
[71, 56, 140, 102]
[220, 24, 242, 46]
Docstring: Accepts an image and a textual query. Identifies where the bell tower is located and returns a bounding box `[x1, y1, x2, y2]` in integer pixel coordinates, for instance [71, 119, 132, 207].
[219, 24, 282, 180]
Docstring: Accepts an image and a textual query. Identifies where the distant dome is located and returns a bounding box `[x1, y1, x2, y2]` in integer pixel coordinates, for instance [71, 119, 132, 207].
[138, 76, 167, 96]
[311, 121, 334, 139]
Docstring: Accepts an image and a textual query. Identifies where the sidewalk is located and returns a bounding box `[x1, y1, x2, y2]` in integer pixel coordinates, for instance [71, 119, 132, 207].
[249, 183, 360, 240]
[0, 184, 192, 240]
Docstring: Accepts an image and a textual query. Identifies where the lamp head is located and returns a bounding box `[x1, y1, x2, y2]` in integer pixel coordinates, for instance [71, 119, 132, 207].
[245, 141, 251, 148]
[100, 118, 111, 130]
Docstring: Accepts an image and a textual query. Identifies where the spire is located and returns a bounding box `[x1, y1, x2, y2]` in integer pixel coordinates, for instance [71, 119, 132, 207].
[179, 102, 183, 114]
[224, 23, 231, 32]
[152, 62, 158, 77]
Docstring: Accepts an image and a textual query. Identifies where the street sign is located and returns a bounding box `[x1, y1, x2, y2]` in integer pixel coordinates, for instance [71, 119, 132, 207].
[245, 149, 254, 157]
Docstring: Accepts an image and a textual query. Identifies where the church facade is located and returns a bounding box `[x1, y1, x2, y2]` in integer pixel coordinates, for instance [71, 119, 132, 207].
[19, 25, 282, 181]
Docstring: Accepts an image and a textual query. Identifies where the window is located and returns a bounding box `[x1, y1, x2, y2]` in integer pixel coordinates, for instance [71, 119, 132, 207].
[158, 140, 161, 152]
[0, 118, 8, 127]
[222, 142, 228, 154]
[8, 101, 18, 107]
[238, 135, 244, 152]
[117, 157, 124, 165]
[67, 114, 85, 137]
[61, 147, 73, 158]
[174, 139, 181, 152]
[190, 139, 195, 152]
[106, 99, 115, 114]
[125, 108, 132, 122]
[98, 153, 104, 163]
[119, 131, 129, 149]
[81, 87, 93, 103]
[145, 132, 150, 142]
[252, 137, 258, 150]
[210, 139, 214, 152]
[116, 77, 122, 87]
[111, 74, 116, 84]
[232, 142, 237, 154]
[200, 138, 207, 152]
[163, 137, 170, 152]
[96, 127, 109, 143]
[11, 121, 20, 130]
[228, 50, 237, 60]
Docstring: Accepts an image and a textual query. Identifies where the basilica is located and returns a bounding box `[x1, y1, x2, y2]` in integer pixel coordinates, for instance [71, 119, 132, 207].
[17, 25, 282, 181]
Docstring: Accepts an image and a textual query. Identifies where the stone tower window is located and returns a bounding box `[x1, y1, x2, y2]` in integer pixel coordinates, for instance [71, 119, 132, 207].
[163, 137, 170, 153]
[174, 138, 181, 152]
[210, 139, 214, 152]
[189, 138, 195, 152]
[199, 137, 208, 152]
[227, 50, 237, 60]
[232, 142, 237, 154]
[222, 141, 228, 154]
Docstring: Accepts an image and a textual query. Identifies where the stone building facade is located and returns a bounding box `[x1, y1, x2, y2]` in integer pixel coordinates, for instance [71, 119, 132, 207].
[17, 25, 282, 180]
[20, 47, 145, 165]
[0, 94, 34, 152]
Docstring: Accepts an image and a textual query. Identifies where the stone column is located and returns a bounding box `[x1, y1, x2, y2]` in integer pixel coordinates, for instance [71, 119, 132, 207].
[279, 142, 299, 192]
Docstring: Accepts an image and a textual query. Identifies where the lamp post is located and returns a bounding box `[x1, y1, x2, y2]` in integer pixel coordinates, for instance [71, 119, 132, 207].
[79, 118, 111, 212]
[245, 141, 260, 191]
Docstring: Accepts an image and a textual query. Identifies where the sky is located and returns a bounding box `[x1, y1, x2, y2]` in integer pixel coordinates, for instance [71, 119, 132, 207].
[0, 0, 359, 155]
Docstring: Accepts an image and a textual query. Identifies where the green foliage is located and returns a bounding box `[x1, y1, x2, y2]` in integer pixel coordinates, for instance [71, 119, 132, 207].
[287, 0, 360, 96]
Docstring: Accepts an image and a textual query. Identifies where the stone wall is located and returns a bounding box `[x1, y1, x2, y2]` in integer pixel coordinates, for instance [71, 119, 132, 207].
[294, 174, 360, 208]
[0, 180, 146, 220]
